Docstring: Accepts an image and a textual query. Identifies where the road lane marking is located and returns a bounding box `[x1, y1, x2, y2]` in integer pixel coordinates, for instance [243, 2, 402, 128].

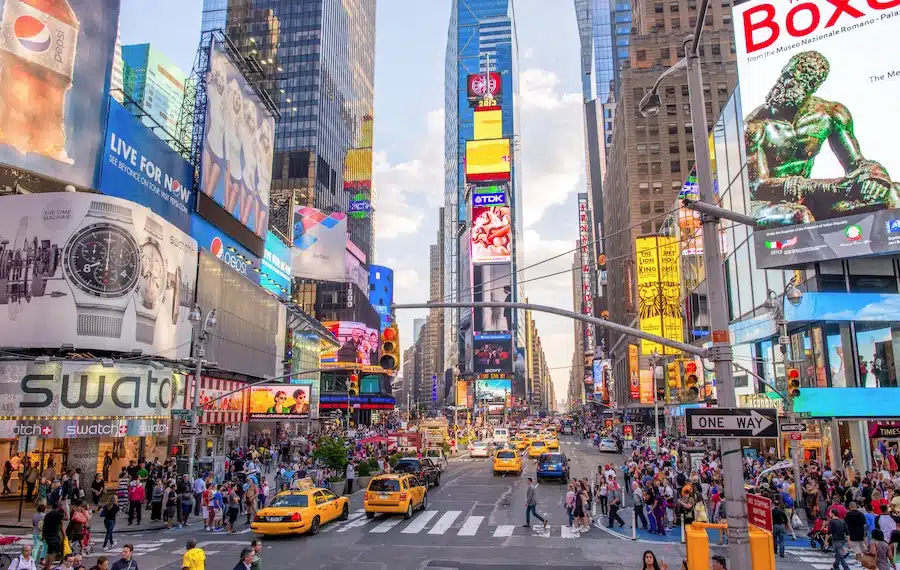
[493, 524, 515, 537]
[561, 526, 579, 539]
[370, 517, 403, 533]
[401, 510, 437, 533]
[457, 515, 484, 536]
[337, 515, 375, 532]
[428, 510, 462, 534]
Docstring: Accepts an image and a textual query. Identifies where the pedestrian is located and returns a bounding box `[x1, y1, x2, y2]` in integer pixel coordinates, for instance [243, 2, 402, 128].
[88, 557, 109, 570]
[193, 474, 206, 517]
[164, 482, 177, 529]
[345, 462, 355, 496]
[607, 480, 626, 529]
[127, 481, 144, 526]
[31, 503, 46, 564]
[632, 482, 648, 530]
[711, 554, 727, 570]
[772, 500, 788, 558]
[150, 480, 163, 523]
[640, 550, 668, 570]
[828, 509, 852, 570]
[180, 484, 194, 528]
[91, 475, 104, 511]
[181, 538, 206, 570]
[65, 502, 88, 556]
[8, 544, 37, 570]
[597, 472, 608, 516]
[109, 545, 138, 570]
[244, 481, 259, 525]
[227, 485, 241, 534]
[523, 477, 547, 528]
[250, 539, 262, 570]
[845, 501, 868, 556]
[102, 453, 112, 483]
[100, 495, 119, 551]
[116, 470, 129, 514]
[866, 528, 892, 570]
[233, 548, 254, 570]
[53, 554, 74, 570]
[565, 483, 576, 527]
[41, 502, 64, 570]
[25, 461, 39, 504]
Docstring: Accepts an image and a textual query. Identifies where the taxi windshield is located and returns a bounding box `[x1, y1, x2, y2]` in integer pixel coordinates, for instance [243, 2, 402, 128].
[539, 454, 562, 464]
[497, 451, 516, 459]
[424, 449, 440, 456]
[369, 479, 401, 492]
[532, 441, 546, 447]
[268, 494, 309, 508]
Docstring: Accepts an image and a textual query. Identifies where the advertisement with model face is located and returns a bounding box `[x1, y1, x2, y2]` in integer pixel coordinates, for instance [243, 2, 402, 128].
[733, 0, 900, 268]
[473, 332, 512, 374]
[472, 205, 511, 263]
[200, 38, 274, 239]
[475, 378, 512, 404]
[473, 264, 512, 332]
[0, 0, 120, 189]
[0, 193, 197, 355]
[249, 384, 310, 419]
[320, 321, 380, 366]
[292, 206, 347, 281]
[100, 98, 194, 234]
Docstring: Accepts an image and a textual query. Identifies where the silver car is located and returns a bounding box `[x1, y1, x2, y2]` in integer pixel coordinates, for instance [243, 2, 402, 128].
[469, 441, 494, 458]
[598, 438, 618, 452]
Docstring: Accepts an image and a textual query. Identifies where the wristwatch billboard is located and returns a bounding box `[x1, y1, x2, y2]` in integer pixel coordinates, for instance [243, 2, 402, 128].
[63, 200, 140, 339]
[134, 216, 167, 344]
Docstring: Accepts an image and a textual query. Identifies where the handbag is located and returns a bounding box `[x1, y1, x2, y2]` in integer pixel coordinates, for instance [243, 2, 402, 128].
[62, 536, 71, 556]
[857, 553, 876, 570]
[791, 512, 803, 529]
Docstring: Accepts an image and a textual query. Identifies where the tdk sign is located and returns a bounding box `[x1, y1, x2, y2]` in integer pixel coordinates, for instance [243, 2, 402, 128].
[473, 192, 506, 207]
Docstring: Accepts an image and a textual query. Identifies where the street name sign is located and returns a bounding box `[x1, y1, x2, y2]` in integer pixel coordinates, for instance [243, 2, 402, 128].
[171, 409, 192, 419]
[780, 423, 805, 433]
[685, 408, 778, 438]
[180, 426, 202, 436]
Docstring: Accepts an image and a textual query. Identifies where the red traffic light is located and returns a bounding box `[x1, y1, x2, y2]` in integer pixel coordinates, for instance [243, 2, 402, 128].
[685, 362, 698, 374]
[383, 327, 397, 341]
[787, 368, 800, 380]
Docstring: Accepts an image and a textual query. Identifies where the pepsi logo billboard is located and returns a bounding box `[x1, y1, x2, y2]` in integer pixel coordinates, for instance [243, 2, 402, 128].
[15, 16, 51, 52]
[191, 214, 261, 285]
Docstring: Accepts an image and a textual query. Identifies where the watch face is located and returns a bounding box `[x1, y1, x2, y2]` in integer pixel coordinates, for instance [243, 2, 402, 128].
[138, 241, 166, 307]
[64, 223, 140, 299]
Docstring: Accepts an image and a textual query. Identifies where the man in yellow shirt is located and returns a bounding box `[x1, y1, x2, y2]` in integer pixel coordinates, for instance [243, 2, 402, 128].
[182, 538, 206, 570]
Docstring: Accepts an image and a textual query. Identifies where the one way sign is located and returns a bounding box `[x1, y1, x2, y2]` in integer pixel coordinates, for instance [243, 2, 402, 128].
[685, 408, 778, 438]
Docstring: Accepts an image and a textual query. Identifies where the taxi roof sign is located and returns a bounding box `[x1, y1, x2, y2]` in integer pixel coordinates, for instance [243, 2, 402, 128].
[293, 477, 316, 491]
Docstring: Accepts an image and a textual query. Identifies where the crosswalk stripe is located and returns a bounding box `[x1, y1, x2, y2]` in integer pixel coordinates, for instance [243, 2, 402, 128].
[370, 518, 403, 533]
[337, 516, 374, 532]
[401, 510, 438, 533]
[458, 515, 484, 536]
[811, 565, 833, 570]
[561, 526, 579, 538]
[428, 510, 462, 534]
[493, 525, 515, 537]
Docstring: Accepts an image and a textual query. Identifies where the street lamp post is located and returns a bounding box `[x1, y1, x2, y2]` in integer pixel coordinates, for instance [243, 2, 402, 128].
[765, 278, 804, 507]
[187, 304, 216, 480]
[637, 0, 751, 566]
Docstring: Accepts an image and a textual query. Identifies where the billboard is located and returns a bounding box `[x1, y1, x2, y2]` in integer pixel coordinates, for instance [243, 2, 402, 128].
[343, 148, 372, 193]
[473, 264, 512, 332]
[0, 193, 197, 356]
[475, 378, 512, 403]
[249, 384, 310, 419]
[471, 184, 507, 208]
[0, 0, 119, 189]
[578, 196, 596, 356]
[473, 332, 512, 374]
[629, 344, 640, 401]
[100, 99, 194, 233]
[465, 139, 511, 182]
[639, 370, 654, 405]
[635, 236, 683, 355]
[455, 380, 468, 406]
[466, 72, 501, 105]
[200, 38, 274, 239]
[292, 207, 347, 281]
[261, 231, 291, 298]
[733, 0, 900, 268]
[474, 108, 502, 140]
[320, 321, 380, 366]
[472, 205, 511, 263]
[191, 214, 261, 285]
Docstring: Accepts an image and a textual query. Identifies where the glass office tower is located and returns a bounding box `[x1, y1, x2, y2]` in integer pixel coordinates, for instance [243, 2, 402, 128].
[200, 0, 376, 261]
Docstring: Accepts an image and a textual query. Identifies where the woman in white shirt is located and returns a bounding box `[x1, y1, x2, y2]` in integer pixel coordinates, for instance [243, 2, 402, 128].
[239, 98, 258, 230]
[223, 78, 245, 217]
[202, 52, 228, 201]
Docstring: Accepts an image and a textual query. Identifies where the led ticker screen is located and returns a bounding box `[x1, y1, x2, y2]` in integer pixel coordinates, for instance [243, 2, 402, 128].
[465, 139, 511, 182]
[474, 108, 502, 140]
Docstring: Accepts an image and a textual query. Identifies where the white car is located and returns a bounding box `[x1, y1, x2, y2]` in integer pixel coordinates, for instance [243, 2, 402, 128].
[469, 441, 494, 458]
[423, 447, 448, 471]
[598, 438, 618, 452]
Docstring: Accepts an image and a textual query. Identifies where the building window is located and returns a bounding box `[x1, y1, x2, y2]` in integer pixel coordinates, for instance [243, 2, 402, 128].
[637, 50, 647, 61]
[672, 181, 682, 189]
[651, 162, 662, 174]
[649, 125, 659, 136]
[649, 142, 660, 153]
[668, 123, 678, 135]
[639, 182, 650, 195]
[670, 1, 680, 10]
[653, 200, 665, 213]
[655, 2, 664, 11]
[640, 202, 651, 214]
[665, 85, 675, 97]
[636, 143, 647, 152]
[671, 161, 681, 173]
[638, 163, 649, 175]
[666, 104, 677, 116]
[641, 222, 653, 234]
[669, 145, 680, 155]
[712, 44, 722, 56]
[653, 182, 664, 193]
[632, 88, 644, 101]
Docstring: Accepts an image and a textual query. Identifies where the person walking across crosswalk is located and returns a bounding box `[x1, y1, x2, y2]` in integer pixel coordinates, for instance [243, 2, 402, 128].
[524, 478, 547, 528]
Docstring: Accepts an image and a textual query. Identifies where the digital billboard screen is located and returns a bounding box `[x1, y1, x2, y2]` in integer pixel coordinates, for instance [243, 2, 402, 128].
[733, 0, 900, 268]
[261, 231, 291, 298]
[472, 205, 511, 263]
[473, 332, 512, 374]
[292, 207, 347, 281]
[475, 378, 512, 403]
[320, 321, 380, 366]
[200, 38, 275, 239]
[473, 108, 502, 140]
[635, 236, 683, 355]
[465, 139, 511, 182]
[466, 72, 501, 105]
[0, 0, 120, 189]
[343, 148, 372, 193]
[249, 384, 310, 419]
[473, 264, 512, 332]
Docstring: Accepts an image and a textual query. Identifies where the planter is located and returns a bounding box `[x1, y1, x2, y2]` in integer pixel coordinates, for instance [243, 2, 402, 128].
[356, 476, 372, 491]
[328, 480, 346, 495]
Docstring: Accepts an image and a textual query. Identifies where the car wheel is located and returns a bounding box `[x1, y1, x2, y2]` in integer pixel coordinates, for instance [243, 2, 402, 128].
[365, 511, 375, 519]
[308, 516, 320, 535]
[339, 504, 349, 521]
[421, 493, 428, 510]
[404, 502, 414, 519]
[434, 474, 440, 486]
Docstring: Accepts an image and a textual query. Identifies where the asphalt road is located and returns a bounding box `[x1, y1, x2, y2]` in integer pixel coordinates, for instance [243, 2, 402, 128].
[14, 437, 820, 570]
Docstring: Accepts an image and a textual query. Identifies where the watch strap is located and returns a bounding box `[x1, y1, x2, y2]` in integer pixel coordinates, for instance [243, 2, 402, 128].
[144, 216, 164, 240]
[76, 304, 126, 338]
[135, 312, 156, 344]
[88, 200, 134, 224]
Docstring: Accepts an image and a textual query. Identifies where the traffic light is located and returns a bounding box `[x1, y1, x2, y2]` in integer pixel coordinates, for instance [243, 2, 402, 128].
[348, 373, 359, 397]
[684, 361, 700, 400]
[787, 368, 801, 399]
[666, 361, 681, 389]
[379, 324, 400, 370]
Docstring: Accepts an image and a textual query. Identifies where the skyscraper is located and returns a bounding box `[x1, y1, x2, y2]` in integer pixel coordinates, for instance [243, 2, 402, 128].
[200, 0, 376, 261]
[122, 44, 188, 140]
[444, 0, 524, 402]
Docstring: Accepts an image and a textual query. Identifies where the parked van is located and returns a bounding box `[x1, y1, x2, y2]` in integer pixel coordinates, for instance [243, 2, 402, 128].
[492, 427, 510, 444]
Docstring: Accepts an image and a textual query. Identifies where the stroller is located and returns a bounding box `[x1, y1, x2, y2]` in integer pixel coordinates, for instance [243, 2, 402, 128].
[808, 517, 832, 551]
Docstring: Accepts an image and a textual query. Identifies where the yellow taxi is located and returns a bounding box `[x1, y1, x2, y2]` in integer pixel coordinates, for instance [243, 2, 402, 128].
[251, 479, 349, 536]
[364, 473, 428, 519]
[492, 449, 522, 475]
[515, 435, 531, 451]
[527, 440, 548, 458]
[544, 435, 559, 449]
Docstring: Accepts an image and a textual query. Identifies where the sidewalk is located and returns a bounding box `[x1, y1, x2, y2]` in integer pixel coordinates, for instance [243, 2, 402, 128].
[0, 500, 167, 535]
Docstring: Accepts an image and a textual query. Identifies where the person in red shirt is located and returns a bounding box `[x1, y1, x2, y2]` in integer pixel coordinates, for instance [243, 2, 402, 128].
[826, 497, 847, 520]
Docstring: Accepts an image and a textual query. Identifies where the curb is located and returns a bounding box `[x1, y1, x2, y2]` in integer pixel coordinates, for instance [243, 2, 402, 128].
[0, 523, 167, 534]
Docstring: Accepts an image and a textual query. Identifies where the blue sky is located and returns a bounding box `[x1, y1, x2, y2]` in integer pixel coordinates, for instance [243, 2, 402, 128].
[119, 0, 585, 403]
